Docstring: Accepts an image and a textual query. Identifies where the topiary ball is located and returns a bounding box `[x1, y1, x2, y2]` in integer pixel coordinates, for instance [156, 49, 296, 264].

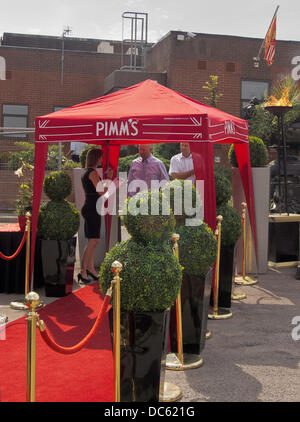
[217, 203, 242, 248]
[99, 239, 182, 312]
[121, 189, 176, 244]
[215, 172, 232, 207]
[43, 171, 72, 200]
[228, 136, 269, 167]
[175, 223, 217, 278]
[162, 179, 202, 227]
[38, 200, 80, 240]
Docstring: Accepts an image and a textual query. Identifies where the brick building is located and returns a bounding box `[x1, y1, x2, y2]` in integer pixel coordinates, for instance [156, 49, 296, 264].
[0, 30, 300, 208]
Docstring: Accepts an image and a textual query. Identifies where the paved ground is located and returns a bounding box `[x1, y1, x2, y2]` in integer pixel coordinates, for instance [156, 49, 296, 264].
[165, 266, 300, 402]
[1, 211, 300, 402]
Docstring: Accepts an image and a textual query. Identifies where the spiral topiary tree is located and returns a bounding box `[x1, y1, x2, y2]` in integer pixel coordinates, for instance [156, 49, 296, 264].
[38, 171, 80, 240]
[99, 189, 182, 312]
[161, 179, 217, 276]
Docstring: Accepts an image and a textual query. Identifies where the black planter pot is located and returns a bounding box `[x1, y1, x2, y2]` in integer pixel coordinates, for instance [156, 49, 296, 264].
[269, 220, 300, 263]
[39, 237, 76, 297]
[169, 268, 213, 356]
[210, 244, 236, 309]
[109, 308, 170, 402]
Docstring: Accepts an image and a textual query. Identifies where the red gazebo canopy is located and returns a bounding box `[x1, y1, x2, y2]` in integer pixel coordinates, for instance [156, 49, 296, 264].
[32, 79, 255, 281]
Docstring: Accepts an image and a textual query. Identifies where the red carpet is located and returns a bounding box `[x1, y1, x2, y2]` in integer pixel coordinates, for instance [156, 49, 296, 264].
[0, 282, 113, 402]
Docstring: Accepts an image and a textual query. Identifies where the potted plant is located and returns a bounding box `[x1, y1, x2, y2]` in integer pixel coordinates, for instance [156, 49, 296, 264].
[99, 189, 182, 402]
[228, 136, 270, 274]
[162, 180, 217, 359]
[14, 161, 34, 231]
[37, 171, 80, 297]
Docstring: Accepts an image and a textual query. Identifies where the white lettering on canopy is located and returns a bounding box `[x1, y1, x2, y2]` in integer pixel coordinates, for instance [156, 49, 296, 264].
[224, 120, 236, 135]
[96, 119, 138, 137]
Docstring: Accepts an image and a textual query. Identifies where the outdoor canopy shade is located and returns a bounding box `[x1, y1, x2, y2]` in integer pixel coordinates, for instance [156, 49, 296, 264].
[31, 79, 256, 280]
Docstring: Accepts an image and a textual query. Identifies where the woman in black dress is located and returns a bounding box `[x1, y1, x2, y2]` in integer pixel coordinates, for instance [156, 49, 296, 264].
[79, 148, 113, 283]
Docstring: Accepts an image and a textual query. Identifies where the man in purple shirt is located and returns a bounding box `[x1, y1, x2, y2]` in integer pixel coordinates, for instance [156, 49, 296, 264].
[127, 144, 169, 197]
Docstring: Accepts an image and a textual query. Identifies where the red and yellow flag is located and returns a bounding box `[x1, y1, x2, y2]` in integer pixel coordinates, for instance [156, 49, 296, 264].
[264, 13, 277, 66]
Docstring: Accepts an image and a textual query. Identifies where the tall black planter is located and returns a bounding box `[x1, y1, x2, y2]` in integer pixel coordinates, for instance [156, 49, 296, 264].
[109, 309, 170, 402]
[210, 244, 236, 309]
[39, 237, 76, 297]
[169, 268, 213, 356]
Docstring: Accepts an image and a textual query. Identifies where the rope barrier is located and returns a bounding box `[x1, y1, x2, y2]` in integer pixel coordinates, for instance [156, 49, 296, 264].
[0, 230, 27, 261]
[37, 292, 111, 355]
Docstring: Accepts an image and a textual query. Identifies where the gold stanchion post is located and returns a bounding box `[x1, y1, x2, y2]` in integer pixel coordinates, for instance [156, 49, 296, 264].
[208, 216, 233, 320]
[166, 234, 204, 371]
[25, 291, 40, 402]
[235, 202, 258, 286]
[10, 213, 43, 311]
[111, 261, 122, 403]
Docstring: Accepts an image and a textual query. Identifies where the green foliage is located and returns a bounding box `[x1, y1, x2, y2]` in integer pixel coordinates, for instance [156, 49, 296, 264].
[228, 136, 268, 167]
[214, 165, 232, 183]
[63, 159, 80, 169]
[14, 161, 34, 215]
[162, 179, 201, 226]
[43, 171, 72, 200]
[16, 184, 32, 215]
[248, 75, 300, 146]
[152, 143, 180, 160]
[121, 190, 176, 244]
[176, 224, 217, 277]
[99, 239, 182, 312]
[270, 74, 300, 104]
[217, 203, 242, 247]
[79, 144, 102, 168]
[3, 142, 73, 171]
[118, 153, 170, 174]
[203, 75, 223, 107]
[248, 105, 276, 145]
[38, 200, 80, 240]
[118, 153, 139, 173]
[215, 172, 232, 207]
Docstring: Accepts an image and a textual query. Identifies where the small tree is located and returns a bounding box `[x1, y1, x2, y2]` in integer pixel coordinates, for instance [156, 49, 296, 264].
[203, 75, 223, 107]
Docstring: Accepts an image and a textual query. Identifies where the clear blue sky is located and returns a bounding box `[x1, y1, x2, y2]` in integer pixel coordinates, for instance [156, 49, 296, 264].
[1, 1, 299, 43]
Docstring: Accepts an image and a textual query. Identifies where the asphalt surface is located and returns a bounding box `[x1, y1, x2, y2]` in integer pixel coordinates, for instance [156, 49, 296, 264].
[165, 266, 300, 402]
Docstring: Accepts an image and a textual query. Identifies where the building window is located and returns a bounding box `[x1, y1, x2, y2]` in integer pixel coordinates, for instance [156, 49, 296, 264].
[241, 80, 269, 110]
[2, 104, 29, 137]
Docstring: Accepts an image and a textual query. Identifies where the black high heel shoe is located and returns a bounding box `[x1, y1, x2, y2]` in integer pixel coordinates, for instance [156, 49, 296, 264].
[86, 270, 99, 281]
[78, 273, 91, 284]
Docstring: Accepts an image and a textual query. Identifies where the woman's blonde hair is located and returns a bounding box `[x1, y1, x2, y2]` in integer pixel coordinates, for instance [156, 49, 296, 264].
[85, 147, 103, 168]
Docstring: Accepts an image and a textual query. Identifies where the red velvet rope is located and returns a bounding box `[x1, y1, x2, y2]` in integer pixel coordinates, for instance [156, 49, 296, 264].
[38, 294, 111, 354]
[0, 231, 27, 261]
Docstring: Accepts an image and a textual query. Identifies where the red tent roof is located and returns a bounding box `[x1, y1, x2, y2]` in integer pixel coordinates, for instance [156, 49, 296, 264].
[36, 79, 248, 145]
[31, 79, 256, 287]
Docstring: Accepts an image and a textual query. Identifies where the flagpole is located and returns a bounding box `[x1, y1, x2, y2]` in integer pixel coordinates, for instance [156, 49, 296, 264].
[255, 5, 280, 62]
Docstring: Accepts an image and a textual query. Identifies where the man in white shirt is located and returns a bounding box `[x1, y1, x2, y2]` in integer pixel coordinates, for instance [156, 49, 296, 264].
[169, 142, 195, 185]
